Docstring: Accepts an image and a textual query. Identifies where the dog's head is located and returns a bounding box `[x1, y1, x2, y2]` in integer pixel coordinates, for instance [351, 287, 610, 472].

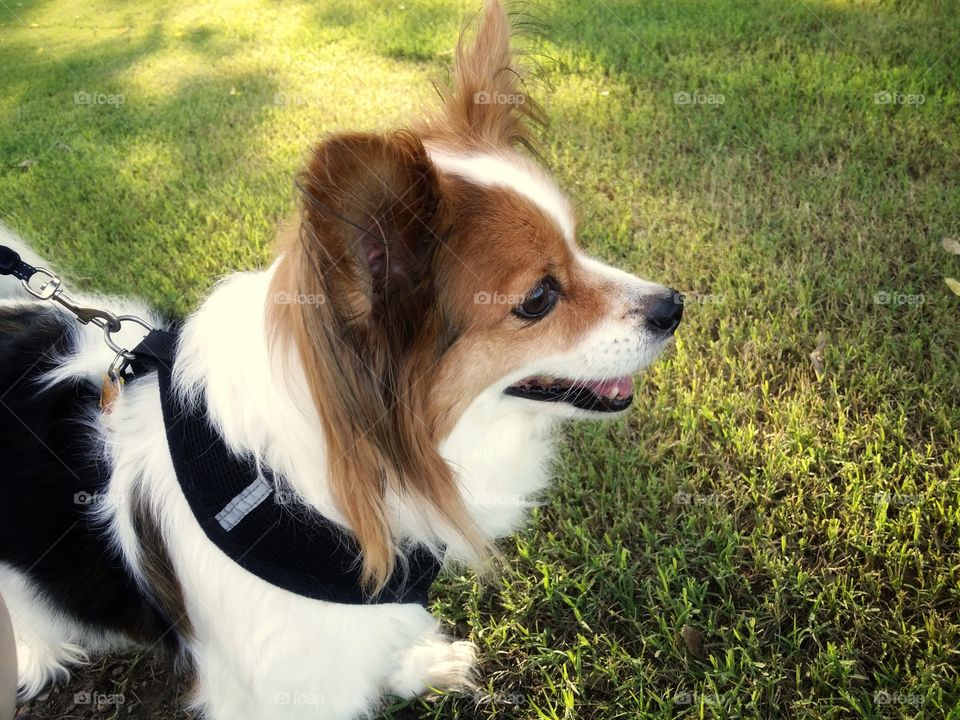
[269, 0, 680, 589]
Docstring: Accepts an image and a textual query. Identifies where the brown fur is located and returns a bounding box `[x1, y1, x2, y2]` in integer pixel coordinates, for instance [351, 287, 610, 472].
[268, 131, 487, 590]
[417, 0, 545, 151]
[131, 495, 193, 641]
[266, 1, 597, 591]
[425, 177, 611, 435]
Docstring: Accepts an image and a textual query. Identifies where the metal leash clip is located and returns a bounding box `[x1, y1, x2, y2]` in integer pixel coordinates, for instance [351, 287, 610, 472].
[21, 265, 154, 380]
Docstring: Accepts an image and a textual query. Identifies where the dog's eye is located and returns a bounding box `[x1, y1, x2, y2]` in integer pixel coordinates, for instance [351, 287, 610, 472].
[514, 277, 559, 320]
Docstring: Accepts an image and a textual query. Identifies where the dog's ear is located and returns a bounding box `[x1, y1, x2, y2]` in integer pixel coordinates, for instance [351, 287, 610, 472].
[431, 0, 544, 149]
[269, 131, 482, 591]
[296, 131, 442, 324]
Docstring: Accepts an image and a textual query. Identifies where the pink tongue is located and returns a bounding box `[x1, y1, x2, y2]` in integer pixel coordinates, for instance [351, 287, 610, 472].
[581, 376, 634, 397]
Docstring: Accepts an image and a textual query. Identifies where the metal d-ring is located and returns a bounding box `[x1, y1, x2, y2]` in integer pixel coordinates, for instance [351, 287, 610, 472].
[103, 315, 155, 361]
[107, 349, 131, 381]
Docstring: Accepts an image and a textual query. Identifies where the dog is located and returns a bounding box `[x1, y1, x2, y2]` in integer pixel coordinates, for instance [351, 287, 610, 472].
[0, 2, 681, 718]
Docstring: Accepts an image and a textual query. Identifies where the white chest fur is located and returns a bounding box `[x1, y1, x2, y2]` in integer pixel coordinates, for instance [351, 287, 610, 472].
[171, 266, 558, 560]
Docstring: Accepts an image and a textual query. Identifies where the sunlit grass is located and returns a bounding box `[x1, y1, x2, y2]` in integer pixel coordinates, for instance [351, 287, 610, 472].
[3, 0, 959, 718]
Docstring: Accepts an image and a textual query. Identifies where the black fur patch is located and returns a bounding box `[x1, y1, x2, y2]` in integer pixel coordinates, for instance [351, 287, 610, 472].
[0, 305, 179, 651]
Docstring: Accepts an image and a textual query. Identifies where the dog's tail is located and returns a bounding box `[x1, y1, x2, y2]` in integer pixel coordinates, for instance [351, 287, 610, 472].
[0, 225, 50, 300]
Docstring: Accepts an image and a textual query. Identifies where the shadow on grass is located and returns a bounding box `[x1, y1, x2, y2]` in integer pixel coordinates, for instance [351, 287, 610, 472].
[0, 7, 281, 315]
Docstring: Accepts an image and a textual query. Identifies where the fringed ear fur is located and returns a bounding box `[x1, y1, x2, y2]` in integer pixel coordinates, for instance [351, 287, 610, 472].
[268, 131, 486, 591]
[421, 0, 546, 150]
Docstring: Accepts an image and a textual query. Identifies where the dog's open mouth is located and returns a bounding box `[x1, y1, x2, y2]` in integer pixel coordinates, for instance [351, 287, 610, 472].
[504, 375, 634, 413]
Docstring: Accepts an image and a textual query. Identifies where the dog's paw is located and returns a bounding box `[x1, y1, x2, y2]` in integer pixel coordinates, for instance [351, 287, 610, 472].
[388, 638, 478, 698]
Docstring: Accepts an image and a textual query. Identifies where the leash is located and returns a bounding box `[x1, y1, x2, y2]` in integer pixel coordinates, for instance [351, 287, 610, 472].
[0, 244, 157, 399]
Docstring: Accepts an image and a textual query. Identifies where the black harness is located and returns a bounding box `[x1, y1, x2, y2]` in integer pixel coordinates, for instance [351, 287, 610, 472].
[2, 245, 442, 606]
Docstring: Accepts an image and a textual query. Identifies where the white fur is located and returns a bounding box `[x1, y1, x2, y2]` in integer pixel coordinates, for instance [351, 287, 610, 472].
[0, 563, 134, 698]
[102, 354, 488, 720]
[427, 150, 577, 242]
[3, 213, 672, 718]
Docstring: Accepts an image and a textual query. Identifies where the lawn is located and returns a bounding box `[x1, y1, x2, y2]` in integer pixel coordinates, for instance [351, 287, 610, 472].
[3, 0, 960, 718]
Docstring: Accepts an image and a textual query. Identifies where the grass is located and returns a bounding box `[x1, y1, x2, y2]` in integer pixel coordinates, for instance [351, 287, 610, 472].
[2, 0, 960, 718]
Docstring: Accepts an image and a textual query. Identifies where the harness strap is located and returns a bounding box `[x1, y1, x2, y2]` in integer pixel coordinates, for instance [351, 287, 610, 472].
[129, 329, 442, 606]
[128, 328, 178, 375]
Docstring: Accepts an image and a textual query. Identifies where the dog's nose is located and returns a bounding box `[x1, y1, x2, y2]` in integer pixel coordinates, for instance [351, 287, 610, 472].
[639, 290, 683, 335]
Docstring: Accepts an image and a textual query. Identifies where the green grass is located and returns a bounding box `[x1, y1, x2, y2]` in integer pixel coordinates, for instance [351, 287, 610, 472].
[3, 0, 960, 718]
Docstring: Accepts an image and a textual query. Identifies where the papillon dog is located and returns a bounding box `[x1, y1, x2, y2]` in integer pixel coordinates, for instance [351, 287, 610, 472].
[0, 2, 681, 718]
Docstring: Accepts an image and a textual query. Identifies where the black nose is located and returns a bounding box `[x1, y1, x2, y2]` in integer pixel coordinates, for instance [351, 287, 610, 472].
[640, 290, 683, 335]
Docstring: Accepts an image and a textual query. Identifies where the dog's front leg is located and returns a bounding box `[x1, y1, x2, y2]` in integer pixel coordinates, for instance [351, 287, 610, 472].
[386, 632, 478, 699]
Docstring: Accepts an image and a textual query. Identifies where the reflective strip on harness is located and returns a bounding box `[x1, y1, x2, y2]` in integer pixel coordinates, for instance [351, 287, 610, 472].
[215, 473, 272, 531]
